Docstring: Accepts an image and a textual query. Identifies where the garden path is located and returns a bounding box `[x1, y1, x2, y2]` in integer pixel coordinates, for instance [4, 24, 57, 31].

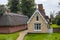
[17, 30, 27, 40]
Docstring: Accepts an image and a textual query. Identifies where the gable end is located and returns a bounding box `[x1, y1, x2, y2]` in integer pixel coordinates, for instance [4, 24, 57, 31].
[27, 10, 48, 24]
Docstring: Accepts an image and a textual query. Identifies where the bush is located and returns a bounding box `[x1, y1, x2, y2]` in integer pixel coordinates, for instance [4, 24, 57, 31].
[51, 18, 56, 24]
[52, 20, 56, 24]
[56, 19, 60, 25]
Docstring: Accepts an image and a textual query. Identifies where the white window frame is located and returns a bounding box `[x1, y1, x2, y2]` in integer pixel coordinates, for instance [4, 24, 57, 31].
[34, 23, 41, 31]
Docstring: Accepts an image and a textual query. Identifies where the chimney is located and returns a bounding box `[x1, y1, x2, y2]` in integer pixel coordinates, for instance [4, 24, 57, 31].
[38, 4, 43, 11]
[38, 4, 45, 16]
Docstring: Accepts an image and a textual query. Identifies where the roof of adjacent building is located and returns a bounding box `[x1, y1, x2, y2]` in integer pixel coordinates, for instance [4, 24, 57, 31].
[0, 13, 28, 26]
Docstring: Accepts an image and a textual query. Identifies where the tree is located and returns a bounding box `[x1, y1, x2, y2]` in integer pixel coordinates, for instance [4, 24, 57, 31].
[0, 5, 5, 16]
[8, 0, 20, 13]
[55, 11, 60, 25]
[21, 0, 36, 18]
[58, 2, 60, 5]
[50, 12, 55, 24]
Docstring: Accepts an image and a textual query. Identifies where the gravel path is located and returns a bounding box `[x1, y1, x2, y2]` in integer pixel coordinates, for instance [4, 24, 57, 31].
[17, 30, 27, 40]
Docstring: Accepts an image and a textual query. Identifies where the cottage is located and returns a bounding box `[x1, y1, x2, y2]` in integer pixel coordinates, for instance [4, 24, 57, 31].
[27, 4, 52, 33]
[0, 13, 28, 33]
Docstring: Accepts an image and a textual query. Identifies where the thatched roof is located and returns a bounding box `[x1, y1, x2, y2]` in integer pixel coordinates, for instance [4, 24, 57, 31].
[0, 13, 28, 26]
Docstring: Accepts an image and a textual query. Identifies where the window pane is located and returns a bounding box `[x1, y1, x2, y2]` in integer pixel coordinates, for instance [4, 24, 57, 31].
[34, 23, 41, 30]
[39, 24, 41, 29]
[36, 24, 38, 30]
[36, 16, 38, 21]
[34, 24, 36, 30]
[39, 25, 41, 29]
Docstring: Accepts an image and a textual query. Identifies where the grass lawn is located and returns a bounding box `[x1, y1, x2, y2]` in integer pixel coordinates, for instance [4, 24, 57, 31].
[50, 24, 60, 28]
[24, 33, 60, 40]
[0, 32, 19, 40]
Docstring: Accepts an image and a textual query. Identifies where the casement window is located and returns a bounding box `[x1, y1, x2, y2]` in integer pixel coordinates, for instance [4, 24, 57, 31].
[34, 23, 41, 31]
[36, 16, 39, 21]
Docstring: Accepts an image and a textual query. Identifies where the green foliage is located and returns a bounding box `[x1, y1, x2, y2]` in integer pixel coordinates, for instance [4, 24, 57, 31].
[8, 0, 35, 17]
[50, 24, 60, 28]
[0, 5, 5, 16]
[51, 18, 56, 24]
[8, 0, 20, 13]
[55, 11, 60, 25]
[56, 19, 60, 25]
[51, 11, 60, 25]
[50, 13, 55, 24]
[21, 0, 36, 18]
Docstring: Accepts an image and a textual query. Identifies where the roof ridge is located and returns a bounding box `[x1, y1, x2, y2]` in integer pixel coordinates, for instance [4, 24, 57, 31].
[4, 13, 28, 17]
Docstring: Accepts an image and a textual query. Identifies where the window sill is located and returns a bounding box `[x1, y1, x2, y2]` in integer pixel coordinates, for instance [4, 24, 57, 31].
[35, 21, 40, 23]
[34, 30, 41, 31]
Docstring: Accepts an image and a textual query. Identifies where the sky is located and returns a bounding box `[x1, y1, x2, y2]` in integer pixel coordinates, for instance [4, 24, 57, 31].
[35, 0, 60, 17]
[0, 0, 60, 17]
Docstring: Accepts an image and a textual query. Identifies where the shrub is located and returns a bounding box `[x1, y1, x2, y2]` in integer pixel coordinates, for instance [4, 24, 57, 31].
[56, 19, 60, 25]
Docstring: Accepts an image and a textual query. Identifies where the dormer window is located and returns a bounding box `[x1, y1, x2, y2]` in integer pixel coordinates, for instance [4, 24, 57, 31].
[36, 16, 39, 21]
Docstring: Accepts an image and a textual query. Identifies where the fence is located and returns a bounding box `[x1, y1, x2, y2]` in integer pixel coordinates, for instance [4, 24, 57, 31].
[53, 28, 60, 33]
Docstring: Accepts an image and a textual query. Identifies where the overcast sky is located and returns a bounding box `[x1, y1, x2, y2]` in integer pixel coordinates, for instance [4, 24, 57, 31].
[0, 0, 60, 17]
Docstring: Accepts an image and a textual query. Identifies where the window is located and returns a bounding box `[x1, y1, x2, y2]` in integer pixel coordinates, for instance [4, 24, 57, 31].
[36, 16, 39, 21]
[34, 23, 41, 31]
